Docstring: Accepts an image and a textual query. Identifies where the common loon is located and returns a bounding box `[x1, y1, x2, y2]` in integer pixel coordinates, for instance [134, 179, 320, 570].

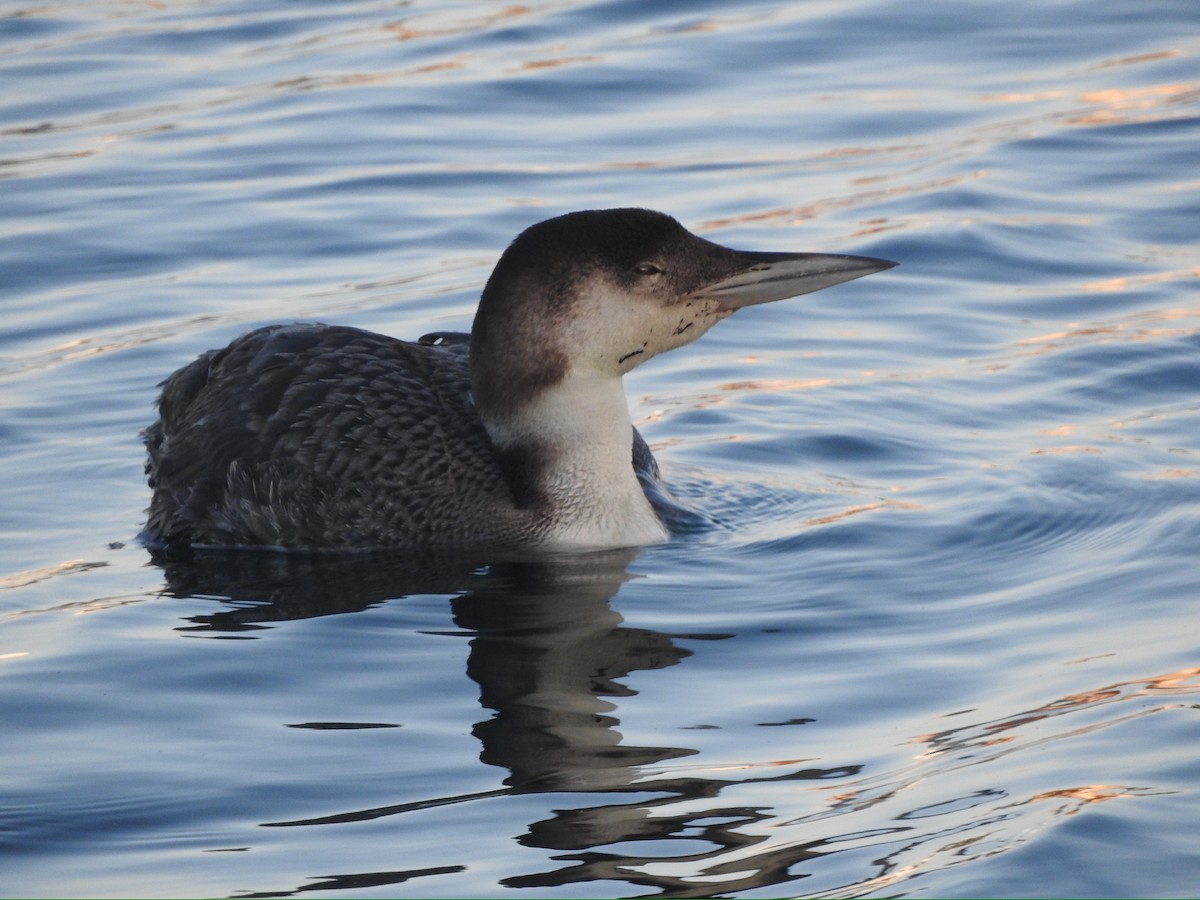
[143, 208, 893, 552]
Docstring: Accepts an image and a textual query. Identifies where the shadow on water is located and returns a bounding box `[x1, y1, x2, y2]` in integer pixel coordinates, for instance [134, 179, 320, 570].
[153, 548, 861, 898]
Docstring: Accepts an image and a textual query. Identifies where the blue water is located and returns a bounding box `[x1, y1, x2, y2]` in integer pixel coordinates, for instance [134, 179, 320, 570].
[2, 1, 1199, 897]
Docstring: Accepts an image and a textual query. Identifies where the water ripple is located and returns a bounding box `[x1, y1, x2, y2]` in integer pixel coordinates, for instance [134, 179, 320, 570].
[2, 0, 1198, 896]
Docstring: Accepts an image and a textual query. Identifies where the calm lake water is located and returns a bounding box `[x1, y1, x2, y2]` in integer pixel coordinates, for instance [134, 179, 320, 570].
[2, 1, 1199, 897]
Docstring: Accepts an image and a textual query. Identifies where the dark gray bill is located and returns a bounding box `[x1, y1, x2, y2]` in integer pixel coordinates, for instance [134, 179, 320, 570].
[693, 251, 896, 311]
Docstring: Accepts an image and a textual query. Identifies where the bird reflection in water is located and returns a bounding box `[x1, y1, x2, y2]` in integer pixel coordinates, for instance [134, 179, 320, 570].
[158, 550, 857, 898]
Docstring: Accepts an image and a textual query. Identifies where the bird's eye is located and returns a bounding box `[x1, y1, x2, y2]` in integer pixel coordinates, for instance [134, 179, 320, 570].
[632, 263, 662, 276]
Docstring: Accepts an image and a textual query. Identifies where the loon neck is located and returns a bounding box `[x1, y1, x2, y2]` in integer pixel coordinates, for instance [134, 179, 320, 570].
[481, 370, 668, 548]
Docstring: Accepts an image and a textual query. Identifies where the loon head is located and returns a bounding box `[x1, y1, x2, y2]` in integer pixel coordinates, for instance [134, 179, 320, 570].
[470, 207, 894, 423]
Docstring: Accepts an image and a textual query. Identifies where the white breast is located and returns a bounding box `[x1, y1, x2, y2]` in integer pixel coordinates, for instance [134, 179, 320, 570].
[483, 369, 669, 549]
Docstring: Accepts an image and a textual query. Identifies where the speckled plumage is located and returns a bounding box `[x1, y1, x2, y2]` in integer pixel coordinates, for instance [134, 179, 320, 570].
[143, 208, 892, 552]
[145, 324, 654, 549]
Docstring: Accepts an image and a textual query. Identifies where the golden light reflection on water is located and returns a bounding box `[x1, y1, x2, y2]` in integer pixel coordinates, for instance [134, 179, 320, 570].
[1143, 468, 1198, 479]
[1027, 785, 1141, 809]
[1079, 269, 1200, 294]
[693, 64, 1197, 235]
[1069, 82, 1199, 125]
[663, 307, 1197, 401]
[634, 299, 1195, 476]
[1017, 307, 1200, 356]
[697, 171, 987, 233]
[719, 377, 836, 393]
[980, 66, 1197, 127]
[383, 5, 533, 43]
[722, 665, 1200, 899]
[802, 499, 922, 526]
[916, 665, 1200, 754]
[516, 55, 603, 71]
[0, 559, 107, 591]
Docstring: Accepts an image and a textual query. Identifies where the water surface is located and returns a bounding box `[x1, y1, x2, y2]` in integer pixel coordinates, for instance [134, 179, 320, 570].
[1, 0, 1198, 897]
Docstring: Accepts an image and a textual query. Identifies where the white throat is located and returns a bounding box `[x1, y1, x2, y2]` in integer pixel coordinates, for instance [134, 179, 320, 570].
[484, 370, 668, 548]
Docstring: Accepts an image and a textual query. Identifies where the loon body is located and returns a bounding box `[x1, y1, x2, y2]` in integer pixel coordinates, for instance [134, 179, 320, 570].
[143, 208, 893, 551]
